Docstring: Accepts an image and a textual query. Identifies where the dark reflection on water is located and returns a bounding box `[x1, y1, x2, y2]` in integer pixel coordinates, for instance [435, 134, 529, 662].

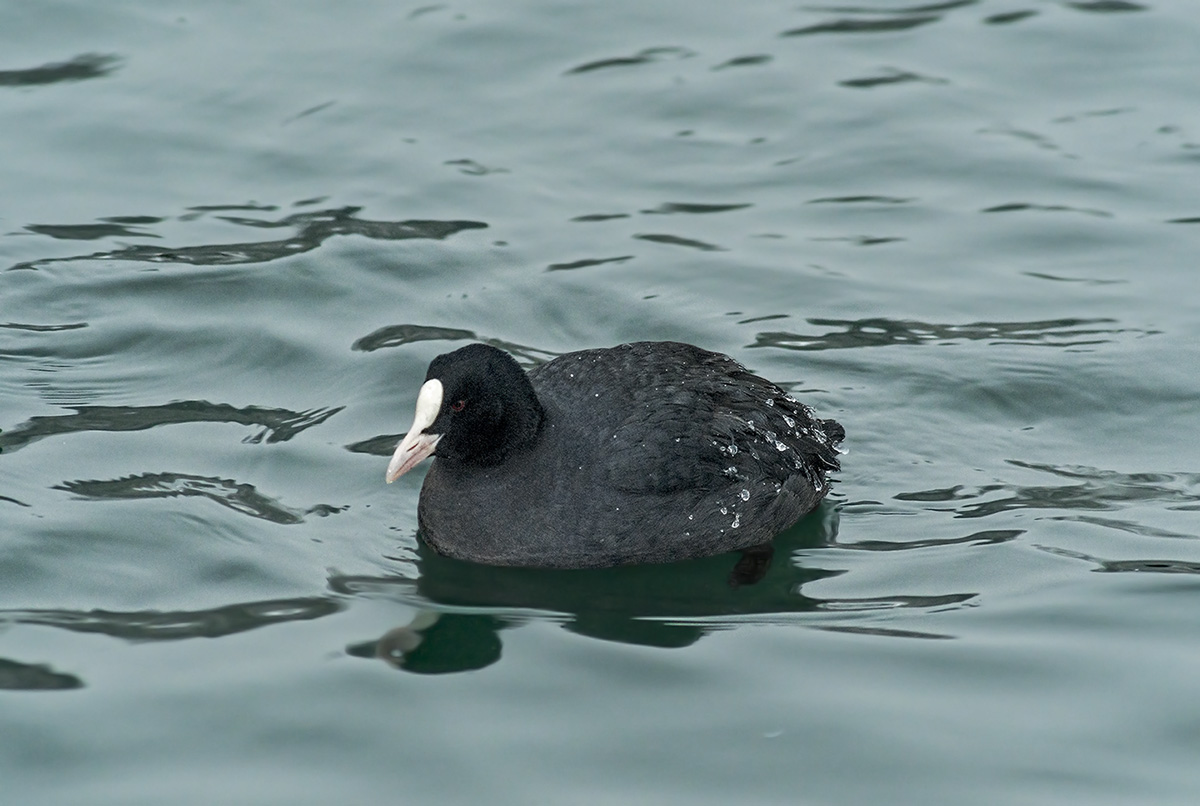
[0, 321, 88, 332]
[982, 202, 1113, 218]
[810, 234, 904, 246]
[807, 195, 913, 204]
[334, 509, 978, 674]
[828, 0, 979, 10]
[832, 528, 1024, 552]
[633, 233, 726, 252]
[1052, 515, 1195, 541]
[352, 324, 477, 350]
[571, 213, 630, 222]
[712, 54, 773, 70]
[839, 69, 947, 89]
[750, 316, 1146, 351]
[54, 472, 343, 524]
[816, 625, 952, 639]
[0, 658, 84, 691]
[1020, 271, 1125, 286]
[897, 462, 1200, 520]
[983, 10, 1039, 24]
[26, 221, 161, 240]
[345, 434, 403, 457]
[782, 15, 942, 37]
[1039, 545, 1200, 575]
[1067, 1, 1147, 12]
[351, 325, 555, 366]
[546, 255, 635, 272]
[443, 158, 508, 176]
[0, 401, 342, 453]
[563, 46, 695, 75]
[979, 124, 1065, 154]
[0, 597, 341, 641]
[10, 207, 487, 271]
[640, 202, 753, 215]
[0, 53, 121, 87]
[181, 202, 281, 218]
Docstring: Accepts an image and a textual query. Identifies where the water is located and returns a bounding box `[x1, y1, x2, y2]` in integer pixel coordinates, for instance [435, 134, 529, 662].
[3, 1, 1200, 803]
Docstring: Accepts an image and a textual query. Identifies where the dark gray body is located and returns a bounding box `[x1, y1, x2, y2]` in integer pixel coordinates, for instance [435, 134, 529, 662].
[417, 342, 843, 568]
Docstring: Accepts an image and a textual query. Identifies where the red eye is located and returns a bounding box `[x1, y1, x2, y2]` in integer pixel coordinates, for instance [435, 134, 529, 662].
[450, 399, 466, 412]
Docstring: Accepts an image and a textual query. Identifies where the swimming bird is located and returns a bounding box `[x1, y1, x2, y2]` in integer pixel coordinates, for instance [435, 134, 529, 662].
[386, 341, 843, 569]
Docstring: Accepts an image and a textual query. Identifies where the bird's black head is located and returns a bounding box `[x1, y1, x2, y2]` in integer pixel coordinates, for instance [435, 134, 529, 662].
[411, 343, 545, 471]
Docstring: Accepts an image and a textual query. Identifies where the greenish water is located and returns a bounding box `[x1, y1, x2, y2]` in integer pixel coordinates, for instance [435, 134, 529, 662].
[3, 1, 1200, 803]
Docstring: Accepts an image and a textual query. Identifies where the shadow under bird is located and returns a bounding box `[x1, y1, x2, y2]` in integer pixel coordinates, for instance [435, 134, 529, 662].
[386, 341, 844, 569]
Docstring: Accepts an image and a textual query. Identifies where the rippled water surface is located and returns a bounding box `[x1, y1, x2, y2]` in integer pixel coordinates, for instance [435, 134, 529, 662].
[4, 1, 1200, 803]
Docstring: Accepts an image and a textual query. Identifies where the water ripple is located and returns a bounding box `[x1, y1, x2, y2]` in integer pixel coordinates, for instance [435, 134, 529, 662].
[0, 53, 121, 87]
[54, 472, 344, 524]
[1021, 271, 1126, 285]
[0, 322, 88, 333]
[782, 15, 941, 37]
[750, 317, 1141, 351]
[351, 325, 555, 364]
[1039, 546, 1200, 575]
[897, 463, 1200, 520]
[802, 0, 978, 12]
[807, 195, 914, 204]
[634, 233, 726, 251]
[0, 658, 83, 691]
[443, 158, 508, 176]
[982, 202, 1113, 218]
[352, 324, 476, 351]
[1066, 1, 1147, 12]
[812, 592, 975, 612]
[571, 213, 630, 222]
[564, 46, 695, 75]
[814, 625, 954, 640]
[640, 202, 753, 215]
[547, 255, 635, 272]
[832, 528, 1024, 552]
[712, 55, 773, 70]
[809, 234, 904, 246]
[10, 207, 487, 271]
[839, 69, 947, 89]
[25, 221, 161, 241]
[0, 597, 342, 641]
[1052, 515, 1196, 541]
[0, 401, 342, 453]
[983, 10, 1039, 24]
[978, 126, 1067, 155]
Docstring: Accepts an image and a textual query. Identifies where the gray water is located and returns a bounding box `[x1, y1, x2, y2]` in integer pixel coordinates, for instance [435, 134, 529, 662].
[3, 1, 1200, 803]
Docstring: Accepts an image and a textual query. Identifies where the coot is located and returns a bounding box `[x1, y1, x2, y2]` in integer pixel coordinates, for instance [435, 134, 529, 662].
[386, 341, 843, 569]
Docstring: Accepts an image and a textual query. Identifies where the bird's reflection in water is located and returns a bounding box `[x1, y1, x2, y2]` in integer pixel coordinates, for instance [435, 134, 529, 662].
[340, 505, 847, 674]
[346, 611, 507, 674]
